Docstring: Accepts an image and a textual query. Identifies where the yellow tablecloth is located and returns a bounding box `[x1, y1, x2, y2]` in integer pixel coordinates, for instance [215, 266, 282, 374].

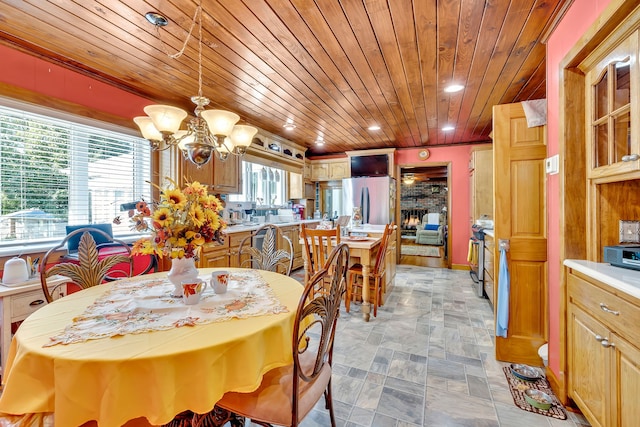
[0, 268, 303, 427]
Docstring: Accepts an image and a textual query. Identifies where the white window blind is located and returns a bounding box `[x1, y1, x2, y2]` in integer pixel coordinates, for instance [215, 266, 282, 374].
[0, 102, 151, 246]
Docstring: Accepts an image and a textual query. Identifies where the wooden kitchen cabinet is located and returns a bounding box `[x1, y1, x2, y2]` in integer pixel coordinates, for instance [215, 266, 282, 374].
[198, 240, 229, 268]
[212, 155, 240, 193]
[179, 153, 240, 194]
[310, 163, 329, 181]
[288, 172, 303, 199]
[279, 225, 304, 270]
[581, 29, 639, 181]
[328, 161, 349, 180]
[469, 146, 493, 223]
[567, 268, 640, 427]
[229, 231, 251, 268]
[310, 159, 349, 181]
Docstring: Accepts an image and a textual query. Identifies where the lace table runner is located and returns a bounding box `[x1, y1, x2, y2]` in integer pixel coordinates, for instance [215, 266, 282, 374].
[45, 270, 288, 347]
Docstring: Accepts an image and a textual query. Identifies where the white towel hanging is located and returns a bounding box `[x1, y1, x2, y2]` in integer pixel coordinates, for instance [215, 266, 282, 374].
[521, 99, 547, 127]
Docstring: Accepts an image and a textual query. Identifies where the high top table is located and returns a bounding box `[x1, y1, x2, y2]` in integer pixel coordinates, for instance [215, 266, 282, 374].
[0, 268, 302, 427]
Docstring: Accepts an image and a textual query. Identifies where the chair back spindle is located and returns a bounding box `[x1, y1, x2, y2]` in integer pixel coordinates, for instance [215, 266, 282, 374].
[237, 224, 294, 275]
[40, 228, 134, 303]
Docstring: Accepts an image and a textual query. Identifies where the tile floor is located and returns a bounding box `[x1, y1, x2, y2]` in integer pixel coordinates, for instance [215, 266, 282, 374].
[281, 265, 591, 427]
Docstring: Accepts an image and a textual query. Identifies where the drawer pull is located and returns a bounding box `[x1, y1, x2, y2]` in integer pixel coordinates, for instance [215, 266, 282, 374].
[600, 339, 616, 349]
[599, 303, 620, 316]
[622, 154, 640, 162]
[29, 299, 45, 307]
[595, 334, 606, 342]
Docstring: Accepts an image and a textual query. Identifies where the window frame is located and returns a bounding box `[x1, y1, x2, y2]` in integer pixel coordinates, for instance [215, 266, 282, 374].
[0, 96, 152, 250]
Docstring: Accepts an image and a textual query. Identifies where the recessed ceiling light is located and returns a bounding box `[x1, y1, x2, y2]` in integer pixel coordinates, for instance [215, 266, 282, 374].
[315, 137, 324, 145]
[442, 125, 455, 132]
[444, 84, 464, 93]
[368, 125, 381, 131]
[283, 118, 296, 131]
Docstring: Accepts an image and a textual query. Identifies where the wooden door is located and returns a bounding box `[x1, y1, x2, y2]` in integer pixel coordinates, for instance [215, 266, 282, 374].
[493, 102, 548, 365]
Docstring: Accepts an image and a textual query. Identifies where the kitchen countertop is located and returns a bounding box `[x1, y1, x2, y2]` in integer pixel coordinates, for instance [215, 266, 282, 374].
[222, 219, 319, 234]
[564, 259, 640, 300]
[346, 224, 388, 234]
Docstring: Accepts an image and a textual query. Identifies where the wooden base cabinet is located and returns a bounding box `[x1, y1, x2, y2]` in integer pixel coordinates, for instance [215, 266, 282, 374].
[279, 225, 304, 271]
[198, 240, 230, 268]
[567, 269, 640, 427]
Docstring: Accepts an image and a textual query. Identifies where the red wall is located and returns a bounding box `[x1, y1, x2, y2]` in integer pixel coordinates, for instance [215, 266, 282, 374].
[396, 145, 473, 267]
[0, 44, 149, 119]
[546, 0, 612, 378]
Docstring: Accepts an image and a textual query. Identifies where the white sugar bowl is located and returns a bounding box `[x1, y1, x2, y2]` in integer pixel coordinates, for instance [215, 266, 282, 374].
[3, 257, 29, 285]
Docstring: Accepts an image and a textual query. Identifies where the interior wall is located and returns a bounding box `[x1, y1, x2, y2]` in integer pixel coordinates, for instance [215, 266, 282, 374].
[546, 0, 612, 379]
[0, 44, 149, 121]
[396, 146, 472, 268]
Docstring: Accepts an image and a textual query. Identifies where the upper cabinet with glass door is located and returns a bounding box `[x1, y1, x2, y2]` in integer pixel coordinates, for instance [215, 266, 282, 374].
[583, 29, 639, 181]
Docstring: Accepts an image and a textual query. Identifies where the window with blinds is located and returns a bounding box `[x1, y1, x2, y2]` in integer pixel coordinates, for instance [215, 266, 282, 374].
[0, 102, 151, 246]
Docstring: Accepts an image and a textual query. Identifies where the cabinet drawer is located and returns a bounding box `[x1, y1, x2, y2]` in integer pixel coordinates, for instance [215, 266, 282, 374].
[11, 290, 48, 321]
[568, 272, 640, 344]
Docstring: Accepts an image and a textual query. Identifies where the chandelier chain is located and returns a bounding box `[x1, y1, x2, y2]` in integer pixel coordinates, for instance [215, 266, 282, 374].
[197, 5, 203, 98]
[153, 5, 201, 61]
[136, 0, 257, 167]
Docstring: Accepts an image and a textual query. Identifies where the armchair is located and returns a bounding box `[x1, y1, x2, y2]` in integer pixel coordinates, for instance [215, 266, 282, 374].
[415, 213, 444, 245]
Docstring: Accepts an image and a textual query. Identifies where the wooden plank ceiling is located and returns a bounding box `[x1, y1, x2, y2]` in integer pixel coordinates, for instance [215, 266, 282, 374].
[0, 0, 570, 156]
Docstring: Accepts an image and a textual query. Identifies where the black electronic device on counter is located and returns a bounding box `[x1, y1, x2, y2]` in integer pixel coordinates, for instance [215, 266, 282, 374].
[603, 245, 640, 271]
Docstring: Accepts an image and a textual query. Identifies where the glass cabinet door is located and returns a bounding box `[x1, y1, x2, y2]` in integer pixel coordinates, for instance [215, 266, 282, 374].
[585, 30, 639, 179]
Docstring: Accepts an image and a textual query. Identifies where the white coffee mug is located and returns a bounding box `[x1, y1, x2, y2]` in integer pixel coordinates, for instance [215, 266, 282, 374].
[211, 270, 229, 294]
[181, 278, 207, 305]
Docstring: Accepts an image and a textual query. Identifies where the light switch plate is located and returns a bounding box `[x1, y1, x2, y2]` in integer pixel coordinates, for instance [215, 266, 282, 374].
[545, 154, 559, 175]
[619, 220, 640, 243]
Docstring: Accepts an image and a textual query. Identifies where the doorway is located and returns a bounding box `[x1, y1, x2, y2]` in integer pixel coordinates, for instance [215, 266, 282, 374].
[397, 164, 450, 268]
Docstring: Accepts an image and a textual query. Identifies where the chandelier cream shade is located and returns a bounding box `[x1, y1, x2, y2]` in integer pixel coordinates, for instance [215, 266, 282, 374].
[134, 2, 257, 166]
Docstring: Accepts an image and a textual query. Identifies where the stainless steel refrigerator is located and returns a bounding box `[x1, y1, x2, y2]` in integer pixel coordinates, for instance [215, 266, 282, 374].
[342, 176, 396, 225]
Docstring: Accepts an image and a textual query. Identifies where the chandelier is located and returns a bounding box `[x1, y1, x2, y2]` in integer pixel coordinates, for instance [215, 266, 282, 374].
[134, 2, 257, 166]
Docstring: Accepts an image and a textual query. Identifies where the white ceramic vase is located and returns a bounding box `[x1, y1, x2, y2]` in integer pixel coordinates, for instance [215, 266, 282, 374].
[167, 257, 199, 297]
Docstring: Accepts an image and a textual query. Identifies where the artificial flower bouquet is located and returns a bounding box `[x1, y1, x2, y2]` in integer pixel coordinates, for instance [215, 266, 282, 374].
[129, 179, 225, 259]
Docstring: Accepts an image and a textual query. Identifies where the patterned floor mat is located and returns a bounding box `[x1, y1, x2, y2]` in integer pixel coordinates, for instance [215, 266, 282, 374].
[503, 366, 567, 420]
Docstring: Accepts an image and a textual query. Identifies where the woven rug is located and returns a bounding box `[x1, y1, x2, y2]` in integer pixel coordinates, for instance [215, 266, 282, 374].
[401, 244, 441, 257]
[502, 366, 567, 420]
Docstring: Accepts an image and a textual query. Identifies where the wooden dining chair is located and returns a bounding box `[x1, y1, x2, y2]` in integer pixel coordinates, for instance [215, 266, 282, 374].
[237, 224, 294, 275]
[40, 227, 134, 303]
[345, 223, 394, 317]
[214, 243, 350, 427]
[300, 223, 341, 286]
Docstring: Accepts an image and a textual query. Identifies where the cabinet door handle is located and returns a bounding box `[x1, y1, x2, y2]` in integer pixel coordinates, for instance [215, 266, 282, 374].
[595, 334, 606, 342]
[29, 299, 45, 307]
[622, 154, 640, 161]
[600, 303, 620, 316]
[601, 339, 616, 349]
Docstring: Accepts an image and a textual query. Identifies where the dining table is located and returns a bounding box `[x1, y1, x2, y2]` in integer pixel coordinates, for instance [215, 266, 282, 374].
[302, 234, 382, 322]
[0, 267, 303, 427]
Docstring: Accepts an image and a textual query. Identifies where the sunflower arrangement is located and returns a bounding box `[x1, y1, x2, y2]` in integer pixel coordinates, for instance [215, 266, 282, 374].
[129, 179, 225, 259]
